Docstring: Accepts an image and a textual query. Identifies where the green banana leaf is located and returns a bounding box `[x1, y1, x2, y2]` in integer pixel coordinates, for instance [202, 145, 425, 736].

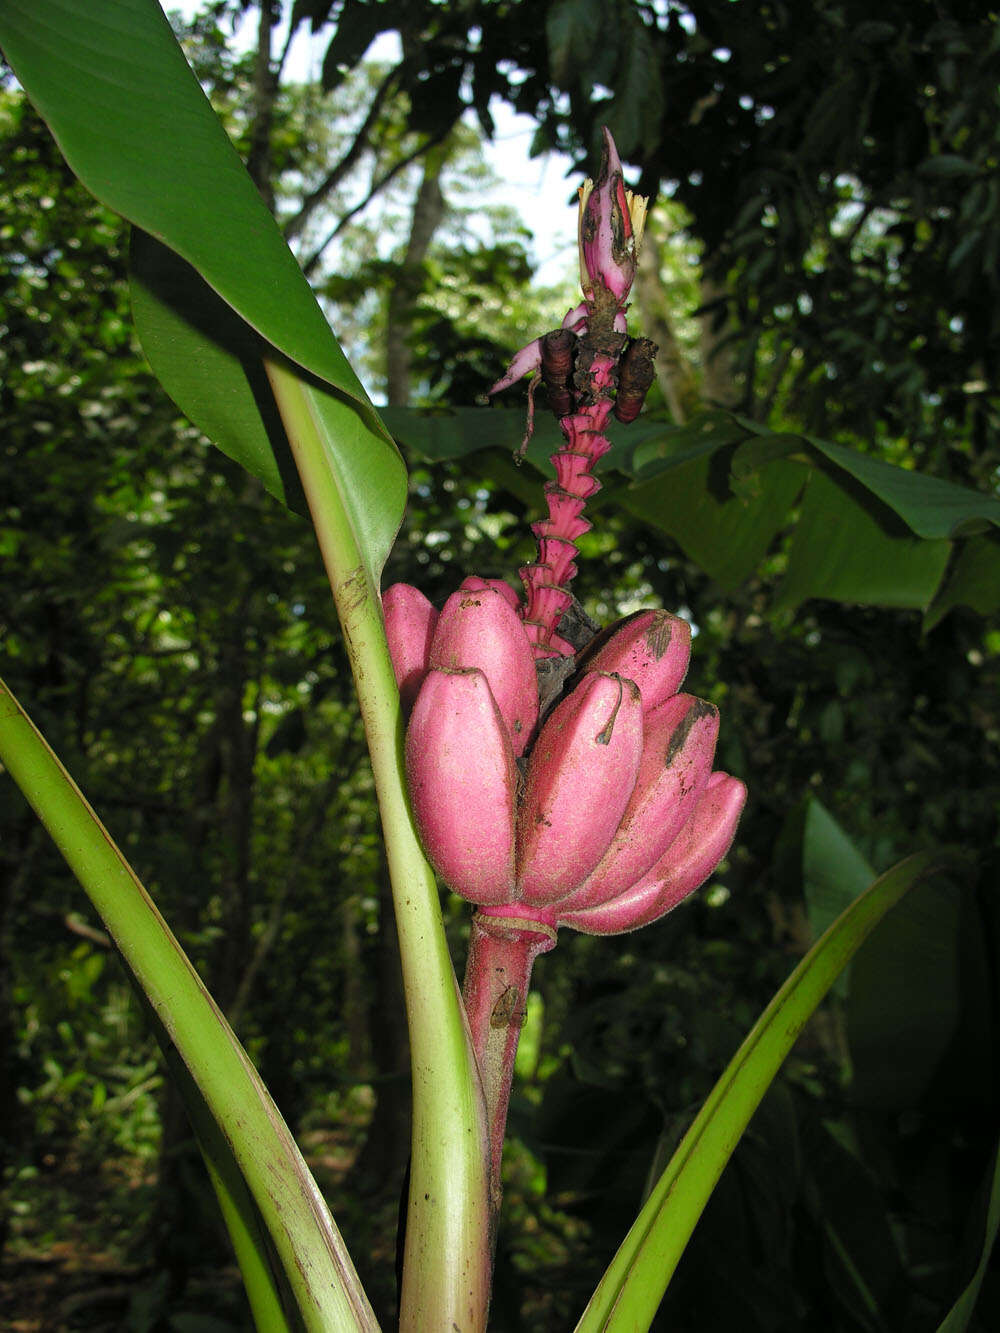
[937, 1142, 1000, 1333]
[0, 0, 406, 582]
[0, 675, 377, 1333]
[382, 405, 1000, 617]
[573, 852, 939, 1333]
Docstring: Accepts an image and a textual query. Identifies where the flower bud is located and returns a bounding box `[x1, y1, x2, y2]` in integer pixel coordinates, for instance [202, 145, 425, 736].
[430, 584, 539, 756]
[517, 673, 642, 905]
[578, 609, 691, 714]
[565, 693, 719, 911]
[559, 772, 746, 934]
[383, 582, 438, 712]
[405, 668, 517, 904]
[578, 127, 648, 307]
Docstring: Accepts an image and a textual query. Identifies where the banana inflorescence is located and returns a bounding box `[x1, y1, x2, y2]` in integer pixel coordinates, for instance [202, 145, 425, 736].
[384, 580, 745, 937]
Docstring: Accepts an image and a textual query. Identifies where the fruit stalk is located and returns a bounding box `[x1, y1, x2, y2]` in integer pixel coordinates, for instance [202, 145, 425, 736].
[462, 911, 557, 1230]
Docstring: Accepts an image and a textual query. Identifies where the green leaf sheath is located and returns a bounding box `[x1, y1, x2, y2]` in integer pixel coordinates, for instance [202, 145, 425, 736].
[263, 361, 493, 1333]
[0, 675, 377, 1333]
[573, 852, 938, 1333]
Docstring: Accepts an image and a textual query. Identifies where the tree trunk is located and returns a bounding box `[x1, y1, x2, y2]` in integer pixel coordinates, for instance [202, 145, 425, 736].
[634, 232, 699, 423]
[385, 139, 450, 406]
[698, 270, 742, 410]
[246, 1, 279, 210]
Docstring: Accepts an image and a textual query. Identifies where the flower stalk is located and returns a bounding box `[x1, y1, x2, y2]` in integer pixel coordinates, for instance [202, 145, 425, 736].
[462, 912, 557, 1217]
[382, 128, 746, 1222]
[492, 127, 657, 658]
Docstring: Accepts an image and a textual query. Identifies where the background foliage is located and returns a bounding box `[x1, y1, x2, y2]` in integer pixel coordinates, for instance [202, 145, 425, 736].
[1, 1, 998, 1329]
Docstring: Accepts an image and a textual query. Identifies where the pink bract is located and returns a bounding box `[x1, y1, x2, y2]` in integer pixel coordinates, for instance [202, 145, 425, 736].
[580, 126, 638, 307]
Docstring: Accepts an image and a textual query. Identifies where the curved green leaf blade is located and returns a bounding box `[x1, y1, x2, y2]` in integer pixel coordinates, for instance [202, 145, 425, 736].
[937, 1141, 1000, 1333]
[624, 450, 808, 590]
[774, 467, 953, 612]
[129, 228, 308, 513]
[573, 852, 939, 1333]
[0, 0, 407, 576]
[0, 674, 378, 1333]
[398, 404, 1000, 548]
[385, 404, 1000, 613]
[731, 421, 1000, 540]
[807, 436, 1000, 539]
[800, 796, 876, 998]
[925, 533, 1000, 629]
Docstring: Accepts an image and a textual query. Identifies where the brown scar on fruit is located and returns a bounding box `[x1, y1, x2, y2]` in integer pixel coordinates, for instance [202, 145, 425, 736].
[645, 615, 674, 660]
[665, 700, 718, 765]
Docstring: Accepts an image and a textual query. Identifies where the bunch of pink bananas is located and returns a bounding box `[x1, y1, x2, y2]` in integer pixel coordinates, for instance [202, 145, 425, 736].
[384, 575, 745, 936]
[383, 127, 744, 941]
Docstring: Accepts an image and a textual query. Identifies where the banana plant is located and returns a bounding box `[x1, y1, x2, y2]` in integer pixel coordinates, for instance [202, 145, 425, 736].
[0, 2, 959, 1328]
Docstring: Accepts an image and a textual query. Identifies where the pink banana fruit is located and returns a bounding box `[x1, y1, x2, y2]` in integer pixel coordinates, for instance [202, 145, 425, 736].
[564, 693, 720, 913]
[429, 583, 539, 756]
[578, 608, 692, 715]
[558, 771, 747, 934]
[578, 126, 645, 307]
[383, 582, 438, 712]
[516, 672, 643, 905]
[404, 668, 517, 905]
[460, 574, 522, 611]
